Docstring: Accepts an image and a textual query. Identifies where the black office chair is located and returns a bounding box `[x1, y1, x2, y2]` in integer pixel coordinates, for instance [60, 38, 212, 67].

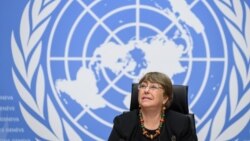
[130, 83, 197, 138]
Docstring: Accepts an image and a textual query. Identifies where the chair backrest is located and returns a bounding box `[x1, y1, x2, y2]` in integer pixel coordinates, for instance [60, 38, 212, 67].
[130, 83, 189, 114]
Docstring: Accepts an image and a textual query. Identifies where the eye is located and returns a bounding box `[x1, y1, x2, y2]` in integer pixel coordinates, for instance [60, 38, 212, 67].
[138, 83, 147, 89]
[149, 85, 158, 90]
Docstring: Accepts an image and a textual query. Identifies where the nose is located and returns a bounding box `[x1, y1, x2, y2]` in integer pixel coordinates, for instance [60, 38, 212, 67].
[144, 86, 150, 93]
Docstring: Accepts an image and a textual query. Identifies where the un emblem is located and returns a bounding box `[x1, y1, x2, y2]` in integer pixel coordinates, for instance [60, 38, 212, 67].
[11, 0, 249, 140]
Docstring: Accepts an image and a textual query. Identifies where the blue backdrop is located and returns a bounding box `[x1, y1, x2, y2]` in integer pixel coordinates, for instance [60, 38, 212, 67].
[0, 0, 249, 140]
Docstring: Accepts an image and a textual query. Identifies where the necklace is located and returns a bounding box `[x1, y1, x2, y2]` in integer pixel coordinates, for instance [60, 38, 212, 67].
[139, 109, 165, 140]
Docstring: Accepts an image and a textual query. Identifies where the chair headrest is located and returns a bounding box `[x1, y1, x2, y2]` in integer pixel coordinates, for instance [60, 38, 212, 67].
[130, 83, 189, 114]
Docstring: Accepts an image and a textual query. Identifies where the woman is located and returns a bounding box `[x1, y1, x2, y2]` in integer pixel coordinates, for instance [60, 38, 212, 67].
[108, 72, 197, 141]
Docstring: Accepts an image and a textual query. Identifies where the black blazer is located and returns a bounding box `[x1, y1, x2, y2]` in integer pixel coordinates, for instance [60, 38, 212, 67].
[108, 109, 197, 141]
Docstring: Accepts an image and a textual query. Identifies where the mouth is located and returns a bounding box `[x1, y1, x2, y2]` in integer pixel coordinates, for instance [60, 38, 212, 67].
[142, 96, 152, 100]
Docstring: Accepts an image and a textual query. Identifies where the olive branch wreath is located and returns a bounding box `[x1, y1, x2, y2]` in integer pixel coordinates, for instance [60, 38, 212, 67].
[198, 1, 250, 140]
[11, 1, 82, 140]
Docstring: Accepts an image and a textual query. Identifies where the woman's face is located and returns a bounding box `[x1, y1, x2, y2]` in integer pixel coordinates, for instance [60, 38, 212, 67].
[138, 81, 168, 110]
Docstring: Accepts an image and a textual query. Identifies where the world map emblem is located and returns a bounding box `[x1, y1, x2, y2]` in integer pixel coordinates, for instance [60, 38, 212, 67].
[11, 0, 250, 140]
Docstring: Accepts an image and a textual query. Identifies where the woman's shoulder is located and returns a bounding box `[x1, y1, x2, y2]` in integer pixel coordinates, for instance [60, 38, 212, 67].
[115, 109, 138, 123]
[112, 109, 139, 138]
[166, 110, 190, 127]
[165, 110, 197, 140]
[113, 109, 138, 127]
[167, 110, 189, 118]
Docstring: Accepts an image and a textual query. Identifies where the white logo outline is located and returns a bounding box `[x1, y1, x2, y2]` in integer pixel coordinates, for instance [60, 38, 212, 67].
[11, 0, 250, 140]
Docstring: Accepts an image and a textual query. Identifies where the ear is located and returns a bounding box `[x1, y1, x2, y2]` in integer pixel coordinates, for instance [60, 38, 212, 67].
[163, 96, 168, 105]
